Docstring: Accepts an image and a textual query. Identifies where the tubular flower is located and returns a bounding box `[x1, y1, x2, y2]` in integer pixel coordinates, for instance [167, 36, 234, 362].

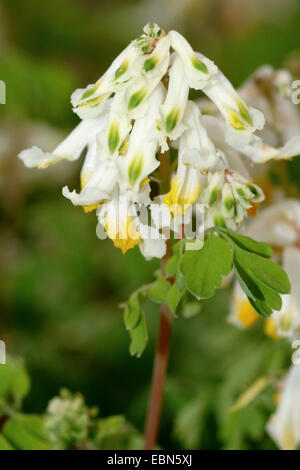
[267, 364, 300, 450]
[96, 194, 166, 258]
[237, 66, 300, 162]
[19, 23, 294, 257]
[199, 169, 264, 230]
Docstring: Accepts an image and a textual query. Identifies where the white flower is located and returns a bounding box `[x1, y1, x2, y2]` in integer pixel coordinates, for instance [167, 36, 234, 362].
[162, 136, 204, 217]
[160, 55, 189, 141]
[246, 200, 300, 247]
[203, 71, 265, 152]
[169, 30, 217, 90]
[200, 169, 264, 229]
[267, 364, 300, 450]
[118, 83, 166, 195]
[270, 247, 300, 339]
[236, 65, 300, 162]
[180, 101, 226, 171]
[20, 24, 295, 259]
[19, 113, 109, 168]
[97, 194, 166, 258]
[62, 157, 119, 210]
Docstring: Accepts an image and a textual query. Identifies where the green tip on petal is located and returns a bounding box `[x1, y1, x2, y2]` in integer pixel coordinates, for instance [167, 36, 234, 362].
[128, 154, 143, 186]
[248, 184, 258, 196]
[115, 61, 128, 80]
[143, 57, 157, 72]
[236, 187, 247, 199]
[128, 89, 147, 109]
[224, 198, 234, 211]
[108, 122, 120, 154]
[209, 189, 218, 205]
[238, 100, 253, 126]
[81, 84, 99, 100]
[191, 56, 208, 74]
[165, 108, 180, 133]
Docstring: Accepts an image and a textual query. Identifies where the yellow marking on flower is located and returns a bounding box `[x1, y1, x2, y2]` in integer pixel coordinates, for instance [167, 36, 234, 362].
[119, 136, 129, 155]
[140, 177, 150, 186]
[273, 391, 281, 406]
[78, 93, 108, 109]
[264, 317, 280, 340]
[279, 310, 294, 332]
[80, 174, 102, 213]
[105, 217, 140, 254]
[226, 109, 247, 131]
[162, 176, 201, 216]
[128, 154, 143, 186]
[235, 299, 258, 328]
[39, 157, 62, 169]
[282, 425, 296, 450]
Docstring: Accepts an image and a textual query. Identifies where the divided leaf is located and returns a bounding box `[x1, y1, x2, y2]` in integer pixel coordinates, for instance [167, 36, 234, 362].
[129, 314, 148, 358]
[123, 288, 149, 358]
[218, 228, 291, 318]
[180, 233, 233, 299]
[218, 228, 272, 258]
[167, 283, 184, 315]
[2, 415, 50, 450]
[148, 277, 171, 304]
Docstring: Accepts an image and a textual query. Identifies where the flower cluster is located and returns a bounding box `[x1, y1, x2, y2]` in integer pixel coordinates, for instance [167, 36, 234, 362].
[45, 388, 97, 450]
[20, 23, 299, 258]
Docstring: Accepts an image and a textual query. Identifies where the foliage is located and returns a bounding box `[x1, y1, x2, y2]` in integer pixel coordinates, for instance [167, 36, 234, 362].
[0, 0, 299, 451]
[0, 360, 142, 450]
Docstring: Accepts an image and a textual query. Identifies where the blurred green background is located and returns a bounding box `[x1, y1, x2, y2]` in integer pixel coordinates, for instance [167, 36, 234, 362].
[0, 0, 300, 450]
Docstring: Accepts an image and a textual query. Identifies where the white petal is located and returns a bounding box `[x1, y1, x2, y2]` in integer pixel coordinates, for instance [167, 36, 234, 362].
[180, 101, 227, 171]
[169, 30, 217, 89]
[267, 364, 300, 449]
[19, 116, 108, 169]
[161, 55, 189, 140]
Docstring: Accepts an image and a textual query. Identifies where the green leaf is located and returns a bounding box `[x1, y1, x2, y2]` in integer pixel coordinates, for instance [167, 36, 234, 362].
[124, 291, 143, 331]
[180, 233, 233, 299]
[148, 277, 171, 304]
[123, 287, 149, 358]
[0, 359, 30, 407]
[233, 245, 290, 317]
[0, 434, 14, 450]
[167, 284, 184, 315]
[219, 228, 272, 258]
[165, 255, 180, 278]
[129, 314, 148, 358]
[3, 415, 50, 450]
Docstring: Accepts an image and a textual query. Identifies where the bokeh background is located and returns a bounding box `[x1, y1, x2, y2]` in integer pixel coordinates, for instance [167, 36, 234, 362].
[1, 0, 300, 450]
